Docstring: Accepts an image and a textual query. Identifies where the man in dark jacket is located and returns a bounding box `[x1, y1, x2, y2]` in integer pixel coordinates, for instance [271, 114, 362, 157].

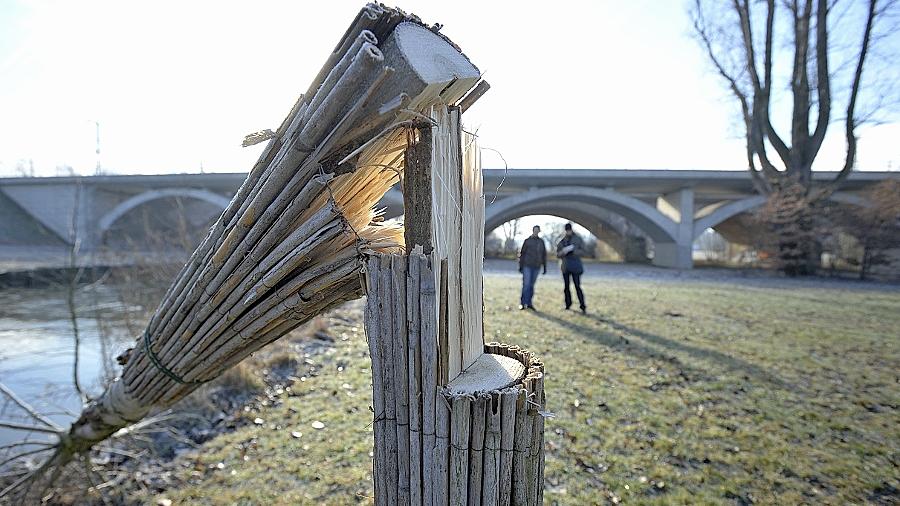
[518, 225, 547, 310]
[556, 223, 587, 313]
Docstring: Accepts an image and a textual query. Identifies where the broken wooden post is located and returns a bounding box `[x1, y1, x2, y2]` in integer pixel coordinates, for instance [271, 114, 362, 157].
[364, 104, 547, 505]
[1, 5, 545, 503]
[0, 8, 503, 501]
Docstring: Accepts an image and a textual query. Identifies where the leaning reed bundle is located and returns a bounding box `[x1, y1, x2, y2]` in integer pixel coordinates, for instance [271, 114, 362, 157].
[0, 4, 484, 500]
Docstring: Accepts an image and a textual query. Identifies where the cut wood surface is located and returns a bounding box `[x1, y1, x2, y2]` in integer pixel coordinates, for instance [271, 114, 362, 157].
[445, 353, 526, 395]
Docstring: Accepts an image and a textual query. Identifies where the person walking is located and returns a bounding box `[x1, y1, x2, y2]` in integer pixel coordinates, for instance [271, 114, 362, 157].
[556, 223, 587, 313]
[518, 225, 547, 310]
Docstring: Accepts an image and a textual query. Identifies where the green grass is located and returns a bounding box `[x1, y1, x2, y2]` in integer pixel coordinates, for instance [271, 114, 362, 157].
[145, 275, 900, 505]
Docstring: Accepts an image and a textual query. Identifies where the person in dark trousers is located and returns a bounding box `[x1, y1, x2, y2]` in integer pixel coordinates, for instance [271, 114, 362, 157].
[556, 223, 587, 313]
[518, 225, 547, 310]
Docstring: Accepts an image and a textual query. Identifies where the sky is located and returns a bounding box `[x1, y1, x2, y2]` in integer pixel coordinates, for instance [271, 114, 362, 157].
[0, 0, 897, 177]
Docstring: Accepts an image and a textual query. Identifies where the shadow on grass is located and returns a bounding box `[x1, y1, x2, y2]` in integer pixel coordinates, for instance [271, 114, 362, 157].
[533, 310, 791, 391]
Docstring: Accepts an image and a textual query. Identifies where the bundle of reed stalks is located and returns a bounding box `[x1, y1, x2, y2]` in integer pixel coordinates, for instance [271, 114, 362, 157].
[365, 253, 546, 506]
[1, 4, 484, 499]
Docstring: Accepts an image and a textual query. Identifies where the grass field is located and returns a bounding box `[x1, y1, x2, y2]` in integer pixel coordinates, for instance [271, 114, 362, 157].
[144, 273, 900, 505]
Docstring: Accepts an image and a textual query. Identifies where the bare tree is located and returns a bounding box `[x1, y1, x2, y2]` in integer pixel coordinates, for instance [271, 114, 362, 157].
[500, 218, 521, 257]
[542, 221, 567, 252]
[696, 229, 729, 263]
[484, 230, 504, 258]
[691, 0, 899, 273]
[13, 159, 35, 178]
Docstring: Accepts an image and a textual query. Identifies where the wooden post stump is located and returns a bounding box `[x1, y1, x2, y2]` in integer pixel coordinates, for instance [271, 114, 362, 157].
[365, 254, 546, 506]
[364, 104, 546, 505]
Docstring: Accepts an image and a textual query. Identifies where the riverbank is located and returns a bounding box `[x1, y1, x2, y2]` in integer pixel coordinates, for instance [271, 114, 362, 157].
[484, 257, 900, 291]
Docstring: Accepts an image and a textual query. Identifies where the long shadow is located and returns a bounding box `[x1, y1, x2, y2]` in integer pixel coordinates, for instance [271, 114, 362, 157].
[527, 310, 716, 387]
[532, 310, 791, 391]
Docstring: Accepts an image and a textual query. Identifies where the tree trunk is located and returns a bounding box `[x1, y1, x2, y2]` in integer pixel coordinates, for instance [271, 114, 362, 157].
[363, 105, 545, 505]
[365, 254, 545, 506]
[860, 244, 871, 280]
[762, 181, 819, 276]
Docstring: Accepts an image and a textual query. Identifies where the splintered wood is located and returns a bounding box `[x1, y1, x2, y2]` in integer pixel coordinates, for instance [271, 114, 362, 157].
[48, 3, 486, 466]
[431, 106, 485, 383]
[364, 76, 546, 504]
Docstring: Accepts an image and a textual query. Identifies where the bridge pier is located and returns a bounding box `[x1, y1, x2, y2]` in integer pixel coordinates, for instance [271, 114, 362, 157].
[653, 188, 694, 269]
[652, 242, 692, 269]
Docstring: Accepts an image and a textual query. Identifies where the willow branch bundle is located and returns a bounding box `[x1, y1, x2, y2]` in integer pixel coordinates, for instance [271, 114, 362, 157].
[0, 4, 483, 501]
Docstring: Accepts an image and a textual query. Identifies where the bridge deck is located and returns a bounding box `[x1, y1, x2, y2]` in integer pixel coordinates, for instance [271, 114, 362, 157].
[2, 170, 896, 271]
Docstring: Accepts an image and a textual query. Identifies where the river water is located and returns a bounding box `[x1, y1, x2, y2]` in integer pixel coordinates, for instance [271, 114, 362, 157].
[0, 283, 142, 446]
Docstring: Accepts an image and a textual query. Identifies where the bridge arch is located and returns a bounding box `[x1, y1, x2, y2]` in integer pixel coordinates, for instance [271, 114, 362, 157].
[485, 186, 678, 243]
[98, 188, 230, 233]
[693, 196, 766, 240]
[692, 192, 870, 240]
[492, 201, 631, 236]
[489, 200, 634, 257]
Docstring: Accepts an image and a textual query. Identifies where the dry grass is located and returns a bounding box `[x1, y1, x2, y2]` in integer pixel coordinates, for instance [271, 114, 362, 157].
[134, 274, 899, 505]
[214, 362, 265, 395]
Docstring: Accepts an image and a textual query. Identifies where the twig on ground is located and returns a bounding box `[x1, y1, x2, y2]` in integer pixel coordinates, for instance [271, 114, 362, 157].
[83, 456, 113, 506]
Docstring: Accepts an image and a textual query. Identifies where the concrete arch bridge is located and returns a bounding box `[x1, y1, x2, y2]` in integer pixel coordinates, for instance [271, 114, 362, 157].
[0, 170, 892, 270]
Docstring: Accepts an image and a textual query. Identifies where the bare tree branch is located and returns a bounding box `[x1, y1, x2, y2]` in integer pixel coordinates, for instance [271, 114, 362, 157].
[0, 469, 32, 479]
[757, 0, 792, 176]
[830, 0, 878, 189]
[0, 420, 62, 435]
[0, 383, 63, 430]
[0, 468, 39, 498]
[789, 0, 813, 183]
[694, 0, 782, 179]
[0, 447, 52, 469]
[0, 441, 55, 452]
[66, 177, 89, 404]
[808, 0, 832, 163]
[734, 0, 762, 90]
[693, 0, 896, 200]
